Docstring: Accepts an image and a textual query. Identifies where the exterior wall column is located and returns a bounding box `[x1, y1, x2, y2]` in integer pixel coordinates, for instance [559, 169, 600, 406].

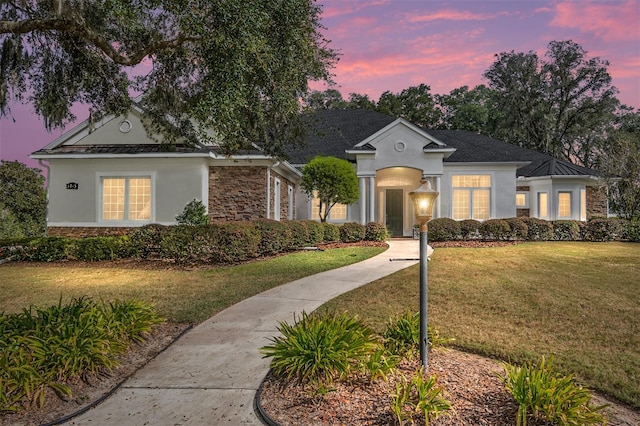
[359, 177, 367, 224]
[368, 176, 376, 223]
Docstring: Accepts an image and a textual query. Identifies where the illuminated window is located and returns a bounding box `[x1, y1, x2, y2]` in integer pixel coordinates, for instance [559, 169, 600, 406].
[516, 193, 528, 207]
[452, 175, 491, 220]
[580, 189, 586, 221]
[558, 192, 571, 218]
[538, 192, 548, 218]
[311, 191, 347, 221]
[101, 176, 151, 221]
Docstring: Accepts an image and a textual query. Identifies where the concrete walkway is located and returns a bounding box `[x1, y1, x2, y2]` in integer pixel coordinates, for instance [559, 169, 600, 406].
[69, 239, 419, 425]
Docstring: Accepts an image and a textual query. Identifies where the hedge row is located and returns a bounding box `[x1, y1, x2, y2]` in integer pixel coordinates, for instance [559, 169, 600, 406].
[427, 217, 640, 242]
[0, 220, 389, 265]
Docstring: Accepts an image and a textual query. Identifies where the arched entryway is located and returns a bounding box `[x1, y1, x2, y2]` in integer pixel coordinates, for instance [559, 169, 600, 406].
[376, 167, 423, 237]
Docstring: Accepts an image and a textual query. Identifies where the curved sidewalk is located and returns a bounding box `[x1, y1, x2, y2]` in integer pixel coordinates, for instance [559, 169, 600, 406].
[69, 239, 419, 425]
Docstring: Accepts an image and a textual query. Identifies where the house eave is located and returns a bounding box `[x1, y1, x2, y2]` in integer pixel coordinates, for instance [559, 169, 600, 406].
[446, 161, 531, 167]
[30, 152, 212, 160]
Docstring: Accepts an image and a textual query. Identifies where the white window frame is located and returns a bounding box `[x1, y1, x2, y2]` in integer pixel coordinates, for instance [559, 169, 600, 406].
[516, 191, 529, 208]
[288, 185, 294, 220]
[557, 191, 572, 219]
[274, 178, 281, 221]
[538, 192, 549, 219]
[451, 174, 492, 220]
[97, 172, 155, 224]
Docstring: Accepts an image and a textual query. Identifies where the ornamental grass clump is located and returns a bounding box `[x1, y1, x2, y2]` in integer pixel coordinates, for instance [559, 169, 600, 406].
[499, 356, 607, 426]
[391, 369, 451, 425]
[261, 312, 378, 387]
[0, 297, 164, 412]
[383, 310, 452, 358]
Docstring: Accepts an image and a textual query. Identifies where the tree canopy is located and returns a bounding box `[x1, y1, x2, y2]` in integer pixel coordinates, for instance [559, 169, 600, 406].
[0, 160, 46, 237]
[0, 0, 337, 156]
[301, 156, 359, 222]
[483, 40, 620, 166]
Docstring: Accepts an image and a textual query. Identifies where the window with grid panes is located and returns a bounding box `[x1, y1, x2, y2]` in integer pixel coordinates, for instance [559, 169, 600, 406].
[101, 177, 151, 221]
[452, 175, 491, 220]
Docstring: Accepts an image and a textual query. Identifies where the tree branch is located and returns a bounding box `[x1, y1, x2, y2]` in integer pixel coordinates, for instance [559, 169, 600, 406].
[0, 18, 200, 66]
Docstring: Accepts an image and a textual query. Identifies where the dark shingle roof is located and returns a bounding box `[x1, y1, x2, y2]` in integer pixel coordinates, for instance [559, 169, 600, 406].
[287, 109, 395, 163]
[288, 110, 602, 178]
[32, 144, 214, 156]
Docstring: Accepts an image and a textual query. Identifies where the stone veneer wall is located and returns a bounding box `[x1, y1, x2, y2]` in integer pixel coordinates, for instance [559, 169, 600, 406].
[209, 166, 267, 221]
[47, 227, 134, 238]
[586, 186, 607, 219]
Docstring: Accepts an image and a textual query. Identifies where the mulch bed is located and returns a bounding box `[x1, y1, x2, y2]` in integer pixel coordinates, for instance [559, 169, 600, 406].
[258, 347, 640, 426]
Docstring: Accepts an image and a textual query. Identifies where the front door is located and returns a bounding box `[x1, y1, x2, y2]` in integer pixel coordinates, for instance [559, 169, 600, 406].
[386, 189, 403, 237]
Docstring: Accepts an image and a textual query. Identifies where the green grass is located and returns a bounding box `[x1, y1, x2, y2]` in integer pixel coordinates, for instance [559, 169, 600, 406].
[319, 242, 640, 408]
[0, 247, 385, 324]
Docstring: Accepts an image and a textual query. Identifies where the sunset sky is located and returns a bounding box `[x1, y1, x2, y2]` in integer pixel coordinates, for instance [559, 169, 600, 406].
[1, 0, 639, 169]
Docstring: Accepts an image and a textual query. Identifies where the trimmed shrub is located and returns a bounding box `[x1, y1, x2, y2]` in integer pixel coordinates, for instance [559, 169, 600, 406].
[584, 218, 625, 242]
[480, 219, 511, 241]
[428, 218, 460, 242]
[505, 218, 528, 240]
[340, 222, 365, 243]
[521, 218, 553, 241]
[624, 219, 640, 242]
[459, 219, 481, 240]
[365, 222, 389, 242]
[552, 220, 581, 241]
[286, 221, 310, 248]
[253, 219, 292, 255]
[175, 199, 209, 226]
[129, 224, 169, 259]
[304, 220, 325, 245]
[26, 237, 74, 262]
[71, 236, 124, 261]
[0, 237, 35, 261]
[160, 223, 260, 264]
[322, 222, 340, 242]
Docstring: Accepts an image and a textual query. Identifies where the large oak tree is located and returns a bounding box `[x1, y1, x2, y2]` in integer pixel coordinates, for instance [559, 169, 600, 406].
[0, 0, 337, 156]
[483, 40, 620, 166]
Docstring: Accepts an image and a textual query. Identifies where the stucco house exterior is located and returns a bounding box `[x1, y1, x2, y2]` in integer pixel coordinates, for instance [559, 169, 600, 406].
[31, 107, 607, 238]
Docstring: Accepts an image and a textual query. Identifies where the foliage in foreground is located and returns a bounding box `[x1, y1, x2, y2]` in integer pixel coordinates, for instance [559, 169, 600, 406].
[0, 297, 164, 412]
[391, 370, 451, 425]
[500, 356, 607, 426]
[261, 312, 378, 386]
[383, 310, 453, 358]
[261, 311, 453, 423]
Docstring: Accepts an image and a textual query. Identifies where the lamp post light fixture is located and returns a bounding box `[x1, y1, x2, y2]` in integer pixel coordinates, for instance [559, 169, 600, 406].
[409, 177, 439, 371]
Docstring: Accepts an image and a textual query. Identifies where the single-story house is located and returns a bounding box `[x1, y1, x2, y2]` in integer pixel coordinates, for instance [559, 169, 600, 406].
[31, 107, 607, 238]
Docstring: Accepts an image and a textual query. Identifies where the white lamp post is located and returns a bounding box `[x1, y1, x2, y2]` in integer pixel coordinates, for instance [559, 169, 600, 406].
[409, 177, 439, 371]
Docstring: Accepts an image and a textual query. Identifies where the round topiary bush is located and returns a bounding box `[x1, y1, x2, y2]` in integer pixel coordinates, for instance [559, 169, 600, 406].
[340, 222, 365, 243]
[459, 219, 481, 240]
[428, 218, 461, 242]
[365, 222, 389, 242]
[480, 219, 511, 241]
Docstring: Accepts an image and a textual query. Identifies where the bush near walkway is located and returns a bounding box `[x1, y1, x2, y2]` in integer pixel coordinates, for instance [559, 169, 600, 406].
[0, 220, 390, 264]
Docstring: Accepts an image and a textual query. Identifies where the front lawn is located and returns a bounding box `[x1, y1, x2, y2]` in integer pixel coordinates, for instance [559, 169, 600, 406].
[319, 242, 640, 408]
[0, 246, 385, 324]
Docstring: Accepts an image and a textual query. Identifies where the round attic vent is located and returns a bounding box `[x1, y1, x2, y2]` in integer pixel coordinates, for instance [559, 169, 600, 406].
[119, 119, 132, 133]
[394, 141, 406, 152]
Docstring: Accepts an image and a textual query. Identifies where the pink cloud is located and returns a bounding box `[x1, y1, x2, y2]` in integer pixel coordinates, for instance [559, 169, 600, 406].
[405, 9, 507, 23]
[320, 0, 390, 19]
[550, 0, 640, 42]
